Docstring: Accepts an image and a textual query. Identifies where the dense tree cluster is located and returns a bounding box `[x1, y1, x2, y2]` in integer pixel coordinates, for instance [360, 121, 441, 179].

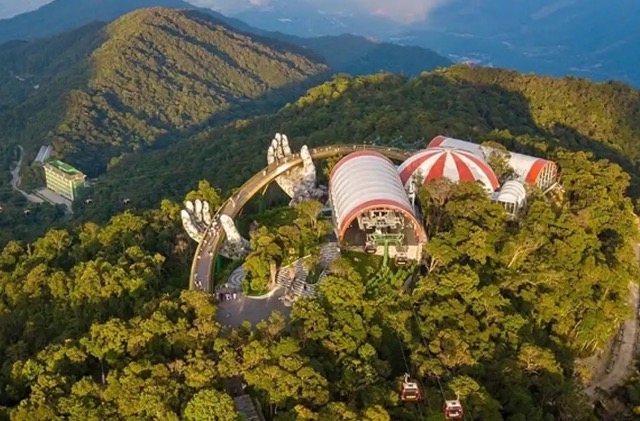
[407, 150, 638, 419]
[0, 142, 636, 419]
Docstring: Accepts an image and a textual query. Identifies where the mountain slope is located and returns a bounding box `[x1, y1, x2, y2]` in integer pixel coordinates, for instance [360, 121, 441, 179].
[278, 33, 451, 76]
[82, 65, 640, 219]
[0, 8, 328, 176]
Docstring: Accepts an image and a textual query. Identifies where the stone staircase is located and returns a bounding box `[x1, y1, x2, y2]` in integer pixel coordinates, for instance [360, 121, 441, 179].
[319, 242, 340, 268]
[290, 260, 311, 297]
[317, 242, 340, 284]
[275, 243, 341, 301]
[275, 265, 295, 289]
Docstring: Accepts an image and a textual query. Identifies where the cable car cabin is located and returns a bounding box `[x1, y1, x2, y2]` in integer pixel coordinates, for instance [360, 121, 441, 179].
[394, 254, 408, 267]
[444, 398, 464, 419]
[364, 243, 377, 254]
[400, 374, 422, 402]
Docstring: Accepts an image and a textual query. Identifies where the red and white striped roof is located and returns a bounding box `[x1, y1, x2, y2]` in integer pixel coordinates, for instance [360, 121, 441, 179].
[428, 136, 557, 189]
[398, 147, 500, 192]
[329, 151, 426, 242]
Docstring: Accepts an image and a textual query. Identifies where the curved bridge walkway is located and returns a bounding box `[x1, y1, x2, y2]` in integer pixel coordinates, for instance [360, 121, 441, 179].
[190, 144, 413, 293]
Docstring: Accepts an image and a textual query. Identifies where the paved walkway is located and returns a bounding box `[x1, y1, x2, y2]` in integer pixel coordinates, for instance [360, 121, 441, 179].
[228, 266, 246, 289]
[10, 145, 43, 204]
[216, 287, 290, 327]
[215, 243, 340, 326]
[585, 282, 639, 397]
[34, 187, 73, 213]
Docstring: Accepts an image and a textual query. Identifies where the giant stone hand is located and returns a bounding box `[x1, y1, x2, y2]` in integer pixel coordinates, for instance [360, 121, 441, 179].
[181, 199, 211, 243]
[181, 199, 250, 259]
[218, 215, 250, 259]
[267, 133, 326, 205]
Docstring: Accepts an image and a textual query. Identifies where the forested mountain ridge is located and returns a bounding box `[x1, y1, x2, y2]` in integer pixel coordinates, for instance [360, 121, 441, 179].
[0, 0, 451, 79]
[0, 5, 451, 181]
[0, 7, 329, 176]
[279, 33, 451, 77]
[83, 64, 640, 220]
[0, 6, 450, 250]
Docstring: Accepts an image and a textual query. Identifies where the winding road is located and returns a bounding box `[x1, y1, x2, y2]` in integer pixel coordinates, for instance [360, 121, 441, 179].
[190, 144, 413, 292]
[10, 145, 43, 204]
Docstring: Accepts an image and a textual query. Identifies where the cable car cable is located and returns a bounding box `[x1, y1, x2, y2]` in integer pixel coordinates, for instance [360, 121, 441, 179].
[408, 303, 467, 420]
[392, 329, 426, 419]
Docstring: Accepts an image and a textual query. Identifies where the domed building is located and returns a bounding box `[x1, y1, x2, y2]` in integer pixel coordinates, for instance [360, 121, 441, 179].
[329, 151, 426, 262]
[398, 147, 500, 193]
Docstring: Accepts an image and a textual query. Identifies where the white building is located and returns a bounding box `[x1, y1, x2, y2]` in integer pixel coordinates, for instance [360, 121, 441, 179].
[329, 150, 426, 262]
[491, 180, 527, 217]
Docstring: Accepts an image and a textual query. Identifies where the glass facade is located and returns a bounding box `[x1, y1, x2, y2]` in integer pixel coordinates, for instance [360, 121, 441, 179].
[43, 160, 86, 201]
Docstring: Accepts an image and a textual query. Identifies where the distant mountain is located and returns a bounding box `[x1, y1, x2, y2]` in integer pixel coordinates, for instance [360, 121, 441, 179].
[393, 0, 640, 86]
[232, 0, 400, 38]
[0, 0, 450, 79]
[0, 8, 328, 176]
[263, 33, 451, 77]
[226, 0, 640, 86]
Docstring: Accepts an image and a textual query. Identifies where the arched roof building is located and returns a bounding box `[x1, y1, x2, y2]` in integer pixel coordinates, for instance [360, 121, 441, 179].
[428, 136, 558, 190]
[329, 151, 426, 242]
[492, 180, 527, 217]
[398, 147, 500, 193]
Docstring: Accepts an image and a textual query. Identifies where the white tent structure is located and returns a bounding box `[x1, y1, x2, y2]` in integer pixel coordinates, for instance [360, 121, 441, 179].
[492, 181, 527, 217]
[329, 150, 426, 260]
[428, 136, 557, 190]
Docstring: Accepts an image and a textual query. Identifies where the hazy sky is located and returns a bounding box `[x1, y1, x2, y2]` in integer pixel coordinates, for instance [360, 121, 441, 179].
[0, 0, 451, 22]
[0, 0, 50, 19]
[188, 0, 452, 22]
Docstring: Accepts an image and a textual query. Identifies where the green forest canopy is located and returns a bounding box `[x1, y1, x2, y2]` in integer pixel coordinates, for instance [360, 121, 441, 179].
[0, 143, 638, 419]
[82, 65, 640, 223]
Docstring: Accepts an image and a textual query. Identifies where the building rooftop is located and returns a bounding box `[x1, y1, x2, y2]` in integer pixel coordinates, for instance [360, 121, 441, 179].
[45, 159, 84, 176]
